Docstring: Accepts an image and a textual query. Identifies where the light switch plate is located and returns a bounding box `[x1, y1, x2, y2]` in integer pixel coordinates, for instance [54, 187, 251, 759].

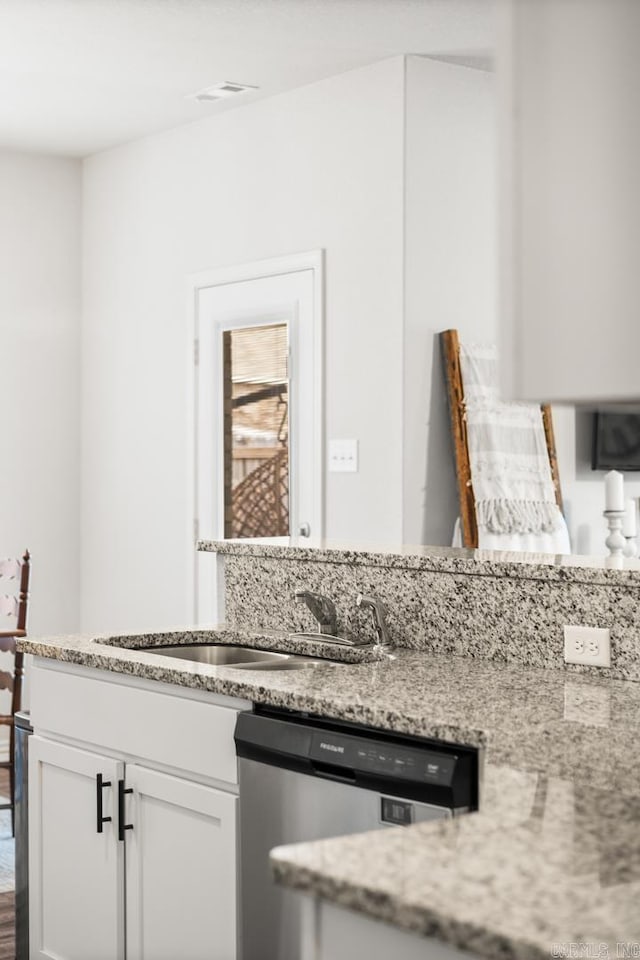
[328, 439, 358, 473]
[563, 625, 611, 667]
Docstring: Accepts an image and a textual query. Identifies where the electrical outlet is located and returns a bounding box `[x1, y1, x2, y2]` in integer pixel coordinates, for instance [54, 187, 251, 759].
[563, 625, 611, 668]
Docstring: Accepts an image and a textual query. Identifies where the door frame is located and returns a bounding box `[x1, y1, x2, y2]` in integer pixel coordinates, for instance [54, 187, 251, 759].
[186, 250, 324, 621]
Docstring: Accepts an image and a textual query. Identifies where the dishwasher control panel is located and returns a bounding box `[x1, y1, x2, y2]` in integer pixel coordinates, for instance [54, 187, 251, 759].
[310, 731, 455, 786]
[235, 708, 478, 812]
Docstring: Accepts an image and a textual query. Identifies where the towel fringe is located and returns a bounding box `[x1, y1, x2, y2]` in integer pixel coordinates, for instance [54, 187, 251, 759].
[476, 499, 562, 536]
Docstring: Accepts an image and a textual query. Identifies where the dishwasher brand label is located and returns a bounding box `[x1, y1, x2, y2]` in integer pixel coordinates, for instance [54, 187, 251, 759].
[319, 741, 345, 754]
[310, 733, 352, 766]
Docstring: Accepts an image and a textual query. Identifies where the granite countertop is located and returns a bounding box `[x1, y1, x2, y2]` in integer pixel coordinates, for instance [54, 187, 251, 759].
[19, 627, 640, 959]
[199, 536, 640, 585]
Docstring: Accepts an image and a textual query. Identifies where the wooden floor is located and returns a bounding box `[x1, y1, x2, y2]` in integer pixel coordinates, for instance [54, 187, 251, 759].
[0, 892, 14, 960]
[0, 769, 14, 960]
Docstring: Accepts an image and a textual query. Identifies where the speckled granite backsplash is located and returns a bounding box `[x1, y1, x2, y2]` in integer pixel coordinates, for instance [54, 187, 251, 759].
[218, 548, 640, 682]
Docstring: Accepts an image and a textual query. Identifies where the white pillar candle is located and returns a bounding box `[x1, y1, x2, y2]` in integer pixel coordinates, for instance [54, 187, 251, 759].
[623, 498, 638, 537]
[605, 470, 625, 512]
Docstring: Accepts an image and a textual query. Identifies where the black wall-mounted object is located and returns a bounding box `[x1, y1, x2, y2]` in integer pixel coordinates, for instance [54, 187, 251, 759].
[592, 411, 640, 471]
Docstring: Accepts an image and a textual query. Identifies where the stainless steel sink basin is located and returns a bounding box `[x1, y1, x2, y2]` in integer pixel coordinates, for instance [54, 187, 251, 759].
[142, 644, 289, 666]
[233, 658, 334, 671]
[140, 643, 342, 670]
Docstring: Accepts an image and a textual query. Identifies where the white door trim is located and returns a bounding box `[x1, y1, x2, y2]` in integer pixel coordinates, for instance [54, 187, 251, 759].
[186, 250, 324, 621]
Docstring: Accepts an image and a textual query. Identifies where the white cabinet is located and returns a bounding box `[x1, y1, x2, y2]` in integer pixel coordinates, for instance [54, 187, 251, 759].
[125, 765, 237, 960]
[303, 899, 481, 960]
[28, 660, 248, 960]
[29, 738, 125, 960]
[499, 0, 640, 403]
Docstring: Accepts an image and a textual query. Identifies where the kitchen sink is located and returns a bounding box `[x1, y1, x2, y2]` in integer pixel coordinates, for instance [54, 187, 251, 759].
[140, 643, 340, 670]
[234, 658, 333, 671]
[142, 644, 288, 666]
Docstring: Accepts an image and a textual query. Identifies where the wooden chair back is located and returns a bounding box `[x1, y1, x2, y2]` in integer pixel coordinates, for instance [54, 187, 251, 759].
[440, 329, 563, 548]
[0, 550, 30, 721]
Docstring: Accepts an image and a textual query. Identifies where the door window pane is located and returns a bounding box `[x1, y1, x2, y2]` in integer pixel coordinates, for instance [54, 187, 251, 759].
[222, 323, 290, 538]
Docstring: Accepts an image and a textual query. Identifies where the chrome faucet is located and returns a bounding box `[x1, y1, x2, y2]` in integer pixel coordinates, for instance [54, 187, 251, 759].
[356, 594, 392, 652]
[294, 591, 338, 636]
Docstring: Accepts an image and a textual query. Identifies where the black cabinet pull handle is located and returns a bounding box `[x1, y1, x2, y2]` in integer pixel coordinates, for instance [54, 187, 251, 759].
[118, 779, 134, 841]
[96, 774, 112, 833]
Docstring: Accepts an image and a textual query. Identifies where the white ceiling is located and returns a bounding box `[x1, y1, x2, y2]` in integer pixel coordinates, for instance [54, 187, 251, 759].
[0, 0, 494, 158]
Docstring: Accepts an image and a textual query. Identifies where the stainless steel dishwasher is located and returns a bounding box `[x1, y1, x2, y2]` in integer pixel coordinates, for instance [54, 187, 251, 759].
[235, 707, 478, 960]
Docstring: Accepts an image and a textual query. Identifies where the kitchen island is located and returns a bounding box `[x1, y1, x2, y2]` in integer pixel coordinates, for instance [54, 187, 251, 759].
[20, 620, 640, 960]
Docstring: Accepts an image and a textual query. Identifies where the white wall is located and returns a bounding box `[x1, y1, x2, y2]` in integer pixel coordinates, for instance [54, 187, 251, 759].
[0, 151, 81, 635]
[402, 57, 495, 546]
[81, 58, 405, 633]
[399, 57, 618, 555]
[398, 56, 623, 556]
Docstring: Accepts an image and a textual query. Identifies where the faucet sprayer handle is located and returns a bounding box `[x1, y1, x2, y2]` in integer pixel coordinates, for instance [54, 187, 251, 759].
[356, 594, 392, 651]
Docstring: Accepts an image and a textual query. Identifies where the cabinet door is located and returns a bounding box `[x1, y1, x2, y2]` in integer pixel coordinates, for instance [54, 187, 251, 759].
[29, 736, 124, 960]
[312, 900, 481, 960]
[125, 764, 238, 960]
[499, 0, 640, 403]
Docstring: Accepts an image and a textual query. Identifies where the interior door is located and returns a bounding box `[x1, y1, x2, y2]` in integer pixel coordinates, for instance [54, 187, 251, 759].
[194, 261, 322, 621]
[125, 764, 238, 960]
[29, 736, 124, 960]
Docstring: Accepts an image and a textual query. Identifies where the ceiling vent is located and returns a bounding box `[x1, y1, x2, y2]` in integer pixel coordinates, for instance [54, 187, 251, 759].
[187, 81, 258, 103]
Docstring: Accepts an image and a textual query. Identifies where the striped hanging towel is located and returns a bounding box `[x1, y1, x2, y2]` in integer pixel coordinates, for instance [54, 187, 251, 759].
[459, 343, 563, 536]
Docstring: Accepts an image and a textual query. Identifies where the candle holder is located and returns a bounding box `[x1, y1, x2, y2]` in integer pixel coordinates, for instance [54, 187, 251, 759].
[604, 510, 626, 557]
[624, 536, 639, 558]
[605, 553, 625, 570]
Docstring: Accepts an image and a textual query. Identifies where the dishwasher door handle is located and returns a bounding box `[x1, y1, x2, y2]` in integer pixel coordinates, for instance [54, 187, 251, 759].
[311, 761, 357, 785]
